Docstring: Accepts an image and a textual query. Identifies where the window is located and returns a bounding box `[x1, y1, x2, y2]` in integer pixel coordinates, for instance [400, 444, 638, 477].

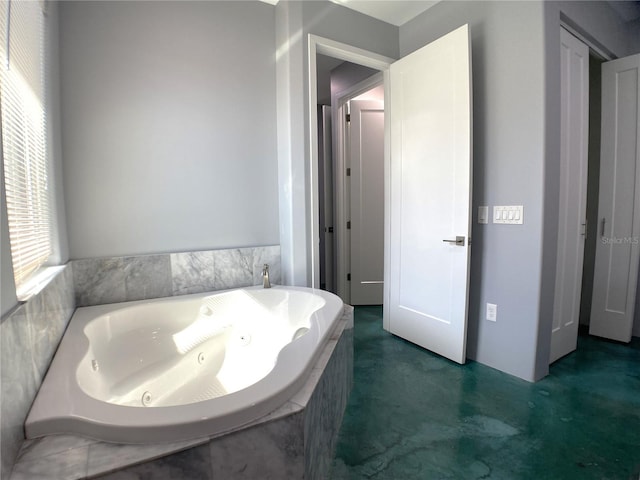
[1, 0, 53, 296]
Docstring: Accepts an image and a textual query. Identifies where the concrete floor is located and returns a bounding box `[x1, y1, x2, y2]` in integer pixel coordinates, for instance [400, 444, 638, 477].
[331, 306, 640, 479]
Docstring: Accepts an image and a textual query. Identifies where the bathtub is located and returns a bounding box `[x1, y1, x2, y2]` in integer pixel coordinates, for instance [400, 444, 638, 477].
[25, 286, 344, 444]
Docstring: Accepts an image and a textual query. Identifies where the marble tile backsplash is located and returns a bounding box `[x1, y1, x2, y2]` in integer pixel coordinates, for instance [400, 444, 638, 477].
[73, 245, 281, 307]
[1, 265, 75, 480]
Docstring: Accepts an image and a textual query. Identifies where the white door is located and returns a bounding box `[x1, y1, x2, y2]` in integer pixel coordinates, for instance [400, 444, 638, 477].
[550, 29, 589, 363]
[350, 99, 385, 305]
[590, 53, 640, 343]
[385, 24, 472, 364]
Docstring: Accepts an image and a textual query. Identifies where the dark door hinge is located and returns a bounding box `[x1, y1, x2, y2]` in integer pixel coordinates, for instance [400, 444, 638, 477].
[347, 273, 351, 281]
[346, 113, 351, 122]
[347, 221, 351, 229]
[346, 168, 351, 176]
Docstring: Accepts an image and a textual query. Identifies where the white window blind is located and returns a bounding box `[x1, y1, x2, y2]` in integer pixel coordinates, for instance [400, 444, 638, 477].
[1, 0, 52, 291]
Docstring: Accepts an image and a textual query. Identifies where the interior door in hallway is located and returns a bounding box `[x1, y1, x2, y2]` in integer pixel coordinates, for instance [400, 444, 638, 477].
[550, 28, 589, 364]
[590, 52, 640, 343]
[349, 99, 384, 305]
[386, 24, 472, 364]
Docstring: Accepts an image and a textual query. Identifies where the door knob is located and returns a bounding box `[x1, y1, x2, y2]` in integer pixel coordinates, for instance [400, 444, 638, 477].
[442, 236, 465, 246]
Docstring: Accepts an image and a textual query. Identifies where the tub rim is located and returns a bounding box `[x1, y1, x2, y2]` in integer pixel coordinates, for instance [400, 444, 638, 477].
[25, 285, 344, 444]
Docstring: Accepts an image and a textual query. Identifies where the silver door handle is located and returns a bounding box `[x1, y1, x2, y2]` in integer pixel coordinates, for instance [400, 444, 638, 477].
[443, 236, 465, 246]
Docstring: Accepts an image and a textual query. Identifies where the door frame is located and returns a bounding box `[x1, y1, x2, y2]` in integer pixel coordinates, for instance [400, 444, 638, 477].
[331, 73, 384, 302]
[307, 35, 393, 295]
[560, 19, 614, 63]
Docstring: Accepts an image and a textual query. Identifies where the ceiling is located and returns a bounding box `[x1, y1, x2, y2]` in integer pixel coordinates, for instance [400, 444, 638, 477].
[260, 0, 438, 26]
[607, 0, 640, 22]
[262, 1, 640, 27]
[327, 0, 439, 26]
[336, 0, 640, 25]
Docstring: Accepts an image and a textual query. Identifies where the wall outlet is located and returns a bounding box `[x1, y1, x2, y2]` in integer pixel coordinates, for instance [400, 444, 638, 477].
[486, 303, 497, 322]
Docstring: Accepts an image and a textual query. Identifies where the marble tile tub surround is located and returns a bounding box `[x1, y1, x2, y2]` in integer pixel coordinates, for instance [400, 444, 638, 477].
[1, 265, 76, 480]
[10, 305, 354, 480]
[72, 245, 281, 307]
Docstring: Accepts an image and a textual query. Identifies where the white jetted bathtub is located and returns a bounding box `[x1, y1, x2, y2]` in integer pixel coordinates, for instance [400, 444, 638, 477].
[26, 286, 344, 443]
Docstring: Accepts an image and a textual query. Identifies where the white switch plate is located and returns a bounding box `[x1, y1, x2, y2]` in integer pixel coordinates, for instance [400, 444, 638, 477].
[486, 303, 497, 321]
[493, 205, 523, 224]
[478, 206, 489, 224]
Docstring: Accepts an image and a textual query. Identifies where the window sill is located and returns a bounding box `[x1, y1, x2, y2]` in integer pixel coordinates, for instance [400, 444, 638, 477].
[16, 265, 66, 302]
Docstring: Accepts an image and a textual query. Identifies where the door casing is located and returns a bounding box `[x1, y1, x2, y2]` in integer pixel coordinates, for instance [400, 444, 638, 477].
[553, 21, 639, 353]
[307, 35, 393, 294]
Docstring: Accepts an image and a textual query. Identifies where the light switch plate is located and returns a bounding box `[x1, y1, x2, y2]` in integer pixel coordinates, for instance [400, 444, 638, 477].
[493, 205, 523, 224]
[478, 206, 489, 224]
[486, 303, 497, 322]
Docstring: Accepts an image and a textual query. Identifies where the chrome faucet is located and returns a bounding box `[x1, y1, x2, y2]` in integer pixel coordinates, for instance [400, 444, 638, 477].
[262, 264, 271, 289]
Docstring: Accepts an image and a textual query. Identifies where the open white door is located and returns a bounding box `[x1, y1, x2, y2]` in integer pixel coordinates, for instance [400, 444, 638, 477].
[550, 28, 589, 363]
[385, 25, 472, 364]
[590, 53, 640, 343]
[350, 99, 385, 305]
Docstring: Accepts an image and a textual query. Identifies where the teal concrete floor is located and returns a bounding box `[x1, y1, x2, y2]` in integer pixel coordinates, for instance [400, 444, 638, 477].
[331, 306, 640, 479]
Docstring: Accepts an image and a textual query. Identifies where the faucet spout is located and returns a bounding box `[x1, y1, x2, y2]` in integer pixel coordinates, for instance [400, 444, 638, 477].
[262, 264, 271, 289]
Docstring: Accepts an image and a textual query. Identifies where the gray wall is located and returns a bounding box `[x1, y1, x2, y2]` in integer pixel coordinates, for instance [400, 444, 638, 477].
[301, 1, 400, 59]
[59, 1, 279, 259]
[47, 2, 69, 266]
[633, 19, 640, 53]
[330, 62, 379, 100]
[275, 0, 398, 285]
[276, 1, 307, 286]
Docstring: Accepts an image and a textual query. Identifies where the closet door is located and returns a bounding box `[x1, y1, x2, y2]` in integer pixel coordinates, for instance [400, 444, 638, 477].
[550, 28, 589, 363]
[590, 53, 640, 343]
